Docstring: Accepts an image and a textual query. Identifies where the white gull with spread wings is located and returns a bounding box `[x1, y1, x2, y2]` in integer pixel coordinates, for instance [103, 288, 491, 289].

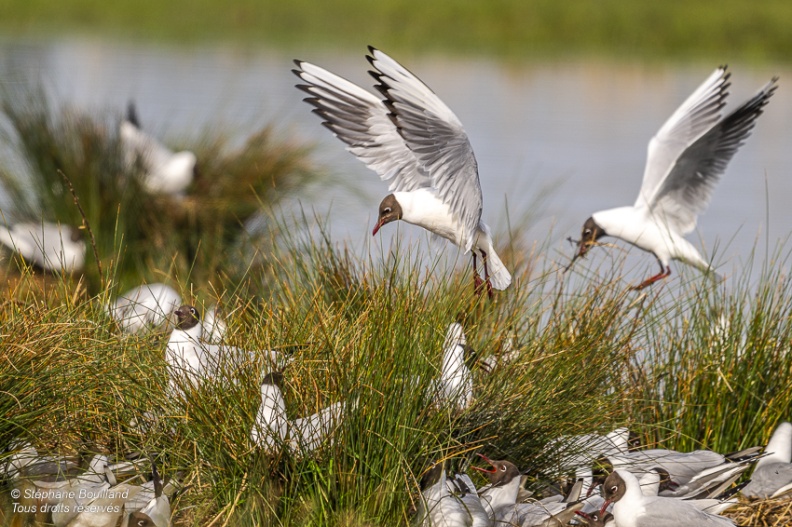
[571, 67, 777, 289]
[293, 47, 511, 294]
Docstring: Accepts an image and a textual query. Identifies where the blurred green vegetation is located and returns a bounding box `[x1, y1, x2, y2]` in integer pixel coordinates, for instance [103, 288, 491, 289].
[2, 0, 791, 61]
[0, 82, 318, 296]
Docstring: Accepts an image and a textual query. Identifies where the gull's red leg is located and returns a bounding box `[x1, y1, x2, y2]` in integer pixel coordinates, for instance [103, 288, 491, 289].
[481, 250, 494, 299]
[632, 257, 672, 290]
[472, 252, 484, 296]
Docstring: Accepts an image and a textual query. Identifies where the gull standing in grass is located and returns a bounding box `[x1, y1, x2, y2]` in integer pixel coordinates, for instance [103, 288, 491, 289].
[0, 221, 85, 273]
[120, 102, 197, 196]
[251, 372, 345, 454]
[602, 469, 736, 526]
[293, 47, 511, 296]
[432, 322, 476, 410]
[742, 421, 792, 499]
[166, 305, 285, 397]
[109, 283, 182, 334]
[569, 67, 777, 289]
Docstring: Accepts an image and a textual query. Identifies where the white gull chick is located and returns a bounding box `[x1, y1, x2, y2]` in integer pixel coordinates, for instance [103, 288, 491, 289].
[602, 469, 735, 527]
[742, 421, 792, 499]
[120, 102, 197, 196]
[109, 283, 182, 334]
[293, 47, 511, 296]
[571, 67, 777, 289]
[0, 222, 85, 273]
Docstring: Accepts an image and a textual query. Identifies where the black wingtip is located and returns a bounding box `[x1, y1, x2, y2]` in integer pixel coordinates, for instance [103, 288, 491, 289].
[151, 459, 163, 498]
[126, 101, 140, 128]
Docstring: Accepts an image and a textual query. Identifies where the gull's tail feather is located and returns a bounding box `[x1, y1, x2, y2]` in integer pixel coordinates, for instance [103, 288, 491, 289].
[486, 247, 512, 290]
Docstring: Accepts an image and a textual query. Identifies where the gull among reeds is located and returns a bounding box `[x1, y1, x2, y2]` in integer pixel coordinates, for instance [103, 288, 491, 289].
[109, 283, 182, 334]
[431, 322, 475, 411]
[251, 371, 345, 455]
[569, 67, 778, 289]
[165, 305, 284, 397]
[294, 47, 512, 296]
[0, 221, 85, 273]
[417, 461, 487, 527]
[473, 456, 583, 526]
[602, 469, 736, 526]
[742, 421, 792, 499]
[120, 102, 197, 196]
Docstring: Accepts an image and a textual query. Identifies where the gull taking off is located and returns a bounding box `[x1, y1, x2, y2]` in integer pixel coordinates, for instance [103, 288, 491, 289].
[569, 67, 777, 289]
[294, 47, 511, 296]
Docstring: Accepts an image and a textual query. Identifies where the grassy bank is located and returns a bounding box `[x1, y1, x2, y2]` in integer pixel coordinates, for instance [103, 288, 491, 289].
[2, 218, 792, 525]
[2, 0, 792, 62]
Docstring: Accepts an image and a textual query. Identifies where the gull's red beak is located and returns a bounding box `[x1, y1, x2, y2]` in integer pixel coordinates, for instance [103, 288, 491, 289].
[372, 219, 384, 236]
[470, 453, 497, 473]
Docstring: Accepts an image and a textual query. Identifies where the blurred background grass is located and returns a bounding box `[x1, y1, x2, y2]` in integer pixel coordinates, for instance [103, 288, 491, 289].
[1, 0, 790, 61]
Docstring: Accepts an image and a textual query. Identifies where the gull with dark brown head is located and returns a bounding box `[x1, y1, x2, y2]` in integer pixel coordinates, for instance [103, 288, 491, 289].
[568, 67, 777, 289]
[293, 47, 511, 296]
[602, 469, 736, 527]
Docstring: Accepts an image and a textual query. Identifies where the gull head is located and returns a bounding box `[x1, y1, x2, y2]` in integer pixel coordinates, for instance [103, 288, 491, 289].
[602, 470, 627, 505]
[575, 510, 613, 527]
[565, 216, 606, 273]
[577, 216, 606, 258]
[471, 454, 520, 487]
[420, 461, 445, 491]
[173, 305, 201, 331]
[372, 194, 402, 236]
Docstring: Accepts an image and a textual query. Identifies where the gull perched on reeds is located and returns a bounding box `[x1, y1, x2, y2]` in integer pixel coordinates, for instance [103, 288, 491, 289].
[251, 371, 345, 454]
[742, 421, 792, 499]
[294, 47, 512, 296]
[601, 469, 736, 527]
[0, 221, 85, 273]
[431, 322, 476, 410]
[120, 102, 197, 196]
[166, 305, 284, 397]
[569, 67, 778, 289]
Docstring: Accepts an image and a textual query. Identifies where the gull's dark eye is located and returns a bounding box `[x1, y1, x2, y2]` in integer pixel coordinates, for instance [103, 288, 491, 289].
[584, 229, 592, 236]
[500, 465, 506, 472]
[190, 307, 197, 316]
[384, 207, 392, 214]
[610, 485, 617, 493]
